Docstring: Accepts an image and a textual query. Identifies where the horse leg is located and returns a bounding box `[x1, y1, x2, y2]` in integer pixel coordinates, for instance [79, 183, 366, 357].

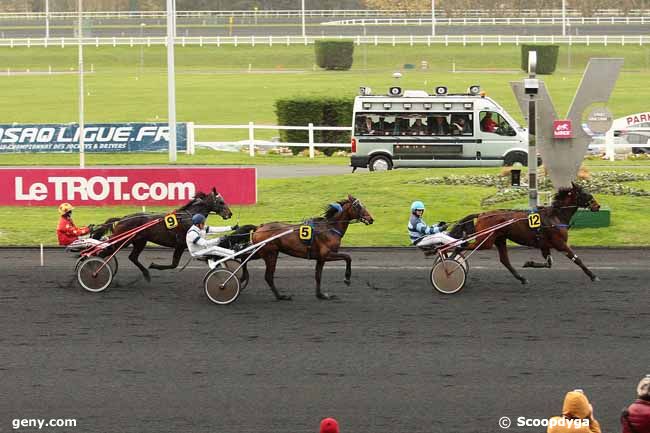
[552, 241, 599, 282]
[129, 238, 151, 282]
[149, 246, 185, 270]
[495, 238, 528, 284]
[314, 260, 338, 301]
[523, 246, 553, 268]
[261, 250, 292, 301]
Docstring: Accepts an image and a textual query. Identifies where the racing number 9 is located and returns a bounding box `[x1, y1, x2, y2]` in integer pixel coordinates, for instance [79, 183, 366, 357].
[299, 225, 312, 240]
[164, 213, 178, 229]
[528, 213, 541, 229]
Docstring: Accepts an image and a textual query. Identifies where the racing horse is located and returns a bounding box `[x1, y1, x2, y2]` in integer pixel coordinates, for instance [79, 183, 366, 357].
[449, 182, 601, 284]
[91, 188, 232, 281]
[223, 195, 374, 301]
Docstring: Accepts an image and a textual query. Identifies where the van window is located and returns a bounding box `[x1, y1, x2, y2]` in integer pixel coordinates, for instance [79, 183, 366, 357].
[355, 113, 473, 136]
[480, 111, 516, 136]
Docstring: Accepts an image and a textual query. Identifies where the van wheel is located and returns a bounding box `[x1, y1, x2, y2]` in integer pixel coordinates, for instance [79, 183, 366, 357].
[368, 155, 393, 172]
[503, 151, 528, 167]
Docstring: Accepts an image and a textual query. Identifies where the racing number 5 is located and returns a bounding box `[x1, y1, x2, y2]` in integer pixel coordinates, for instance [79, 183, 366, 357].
[299, 225, 312, 240]
[528, 213, 541, 229]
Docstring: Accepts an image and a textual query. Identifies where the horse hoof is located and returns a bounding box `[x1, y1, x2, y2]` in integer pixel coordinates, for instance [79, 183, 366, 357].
[520, 278, 528, 285]
[143, 273, 151, 282]
[523, 261, 533, 268]
[276, 295, 292, 301]
[317, 293, 338, 300]
[591, 276, 600, 282]
[344, 279, 351, 286]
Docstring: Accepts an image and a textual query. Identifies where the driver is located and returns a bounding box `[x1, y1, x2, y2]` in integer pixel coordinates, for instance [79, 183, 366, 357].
[56, 202, 92, 246]
[408, 201, 457, 247]
[186, 214, 238, 259]
[481, 112, 498, 133]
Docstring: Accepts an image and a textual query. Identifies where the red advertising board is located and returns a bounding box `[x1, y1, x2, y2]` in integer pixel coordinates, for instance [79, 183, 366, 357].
[553, 120, 572, 139]
[0, 167, 256, 206]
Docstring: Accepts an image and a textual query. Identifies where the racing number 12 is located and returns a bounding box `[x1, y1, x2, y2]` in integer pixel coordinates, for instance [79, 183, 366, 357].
[164, 213, 178, 229]
[528, 213, 541, 229]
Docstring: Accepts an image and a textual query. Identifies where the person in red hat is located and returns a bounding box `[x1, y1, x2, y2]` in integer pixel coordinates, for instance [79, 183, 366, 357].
[56, 203, 91, 246]
[319, 417, 339, 433]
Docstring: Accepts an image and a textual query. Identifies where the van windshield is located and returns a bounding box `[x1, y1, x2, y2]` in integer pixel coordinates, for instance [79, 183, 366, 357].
[355, 113, 473, 137]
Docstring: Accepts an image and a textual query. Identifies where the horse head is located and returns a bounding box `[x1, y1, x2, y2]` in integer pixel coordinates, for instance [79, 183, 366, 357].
[206, 187, 233, 219]
[344, 194, 374, 225]
[554, 182, 600, 212]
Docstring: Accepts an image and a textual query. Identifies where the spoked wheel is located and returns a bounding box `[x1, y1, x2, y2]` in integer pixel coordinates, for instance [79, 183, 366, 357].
[434, 251, 469, 273]
[107, 256, 118, 276]
[204, 268, 240, 305]
[216, 259, 249, 290]
[430, 257, 467, 295]
[77, 257, 113, 293]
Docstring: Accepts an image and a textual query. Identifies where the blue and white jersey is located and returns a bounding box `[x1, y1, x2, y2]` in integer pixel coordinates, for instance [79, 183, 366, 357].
[408, 214, 441, 243]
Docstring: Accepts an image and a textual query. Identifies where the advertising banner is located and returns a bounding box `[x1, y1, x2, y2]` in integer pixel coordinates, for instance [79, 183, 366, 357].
[0, 167, 256, 206]
[0, 123, 187, 153]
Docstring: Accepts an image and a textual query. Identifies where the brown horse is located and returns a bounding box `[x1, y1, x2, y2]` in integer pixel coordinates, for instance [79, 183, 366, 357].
[92, 188, 232, 281]
[449, 182, 601, 284]
[226, 195, 374, 301]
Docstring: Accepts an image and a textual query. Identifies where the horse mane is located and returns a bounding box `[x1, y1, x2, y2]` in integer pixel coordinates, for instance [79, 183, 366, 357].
[178, 191, 208, 211]
[552, 184, 580, 207]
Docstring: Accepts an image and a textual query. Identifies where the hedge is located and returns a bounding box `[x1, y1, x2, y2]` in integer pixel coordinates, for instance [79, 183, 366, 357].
[314, 40, 354, 71]
[520, 45, 560, 75]
[274, 97, 353, 155]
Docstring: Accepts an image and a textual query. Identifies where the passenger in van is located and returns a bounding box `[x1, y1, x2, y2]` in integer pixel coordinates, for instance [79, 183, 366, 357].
[393, 118, 409, 135]
[362, 116, 375, 135]
[481, 112, 498, 133]
[451, 116, 466, 135]
[410, 118, 427, 135]
[430, 115, 450, 135]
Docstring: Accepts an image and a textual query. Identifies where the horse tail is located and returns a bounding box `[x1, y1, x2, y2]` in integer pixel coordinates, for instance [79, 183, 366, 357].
[449, 214, 478, 239]
[90, 217, 122, 240]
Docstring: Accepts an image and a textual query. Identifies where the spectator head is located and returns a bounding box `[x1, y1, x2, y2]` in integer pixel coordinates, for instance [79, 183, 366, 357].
[561, 390, 593, 419]
[638, 375, 650, 400]
[319, 417, 339, 433]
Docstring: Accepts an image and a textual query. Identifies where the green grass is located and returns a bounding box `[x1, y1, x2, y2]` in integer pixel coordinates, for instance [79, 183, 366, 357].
[3, 165, 650, 247]
[0, 44, 649, 143]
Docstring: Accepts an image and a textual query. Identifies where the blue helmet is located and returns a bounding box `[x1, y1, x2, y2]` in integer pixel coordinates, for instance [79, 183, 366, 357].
[410, 201, 425, 212]
[329, 203, 343, 213]
[192, 214, 206, 225]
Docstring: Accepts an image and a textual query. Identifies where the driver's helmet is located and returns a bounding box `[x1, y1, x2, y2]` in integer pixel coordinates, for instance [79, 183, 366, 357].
[58, 202, 74, 216]
[410, 201, 425, 213]
[192, 214, 206, 225]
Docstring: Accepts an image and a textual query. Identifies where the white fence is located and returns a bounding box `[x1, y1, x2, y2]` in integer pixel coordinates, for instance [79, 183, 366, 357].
[2, 34, 650, 48]
[190, 123, 352, 158]
[324, 16, 650, 26]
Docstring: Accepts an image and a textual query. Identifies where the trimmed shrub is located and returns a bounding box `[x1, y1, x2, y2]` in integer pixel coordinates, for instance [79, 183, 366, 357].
[520, 45, 560, 75]
[314, 40, 354, 71]
[274, 96, 353, 155]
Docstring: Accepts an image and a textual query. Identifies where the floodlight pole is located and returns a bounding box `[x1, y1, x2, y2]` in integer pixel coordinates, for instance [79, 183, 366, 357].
[45, 0, 50, 39]
[78, 0, 85, 168]
[301, 0, 306, 37]
[527, 51, 538, 209]
[561, 0, 566, 36]
[431, 0, 436, 36]
[166, 0, 177, 163]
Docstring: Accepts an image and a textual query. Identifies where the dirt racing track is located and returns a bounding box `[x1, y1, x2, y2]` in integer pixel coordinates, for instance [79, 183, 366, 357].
[0, 247, 648, 433]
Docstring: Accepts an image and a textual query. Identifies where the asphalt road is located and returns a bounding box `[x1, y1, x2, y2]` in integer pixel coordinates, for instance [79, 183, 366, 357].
[0, 247, 647, 433]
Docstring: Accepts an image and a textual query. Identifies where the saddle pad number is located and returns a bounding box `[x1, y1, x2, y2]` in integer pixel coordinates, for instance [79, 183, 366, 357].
[299, 225, 313, 240]
[164, 213, 178, 229]
[528, 213, 541, 229]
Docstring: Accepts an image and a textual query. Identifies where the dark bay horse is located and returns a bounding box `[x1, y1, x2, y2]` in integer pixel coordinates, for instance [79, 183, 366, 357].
[92, 188, 232, 281]
[449, 183, 601, 284]
[225, 195, 374, 301]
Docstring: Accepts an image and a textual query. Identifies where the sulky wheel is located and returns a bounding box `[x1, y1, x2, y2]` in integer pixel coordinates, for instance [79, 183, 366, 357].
[107, 256, 119, 276]
[204, 268, 240, 305]
[218, 259, 249, 290]
[77, 257, 113, 293]
[430, 257, 467, 295]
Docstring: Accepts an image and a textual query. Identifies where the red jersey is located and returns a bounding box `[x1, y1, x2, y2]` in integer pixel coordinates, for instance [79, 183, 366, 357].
[57, 215, 90, 246]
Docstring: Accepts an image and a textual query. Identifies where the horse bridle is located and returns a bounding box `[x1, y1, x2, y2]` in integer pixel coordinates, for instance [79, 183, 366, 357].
[350, 198, 370, 224]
